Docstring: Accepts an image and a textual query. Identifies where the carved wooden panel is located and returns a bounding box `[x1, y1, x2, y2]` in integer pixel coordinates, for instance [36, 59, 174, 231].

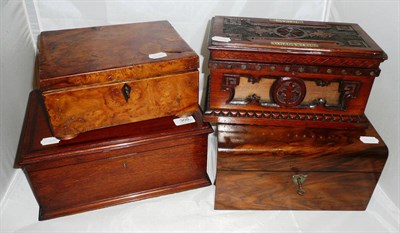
[221, 17, 369, 48]
[272, 77, 306, 107]
[221, 74, 359, 111]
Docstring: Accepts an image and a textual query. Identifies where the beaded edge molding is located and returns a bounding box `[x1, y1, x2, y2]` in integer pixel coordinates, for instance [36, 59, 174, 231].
[204, 108, 368, 124]
[209, 61, 381, 77]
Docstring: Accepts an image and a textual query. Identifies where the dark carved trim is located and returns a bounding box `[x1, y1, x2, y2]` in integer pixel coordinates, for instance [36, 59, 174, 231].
[229, 94, 262, 105]
[204, 108, 368, 124]
[337, 80, 361, 110]
[221, 74, 240, 104]
[221, 74, 361, 111]
[209, 60, 382, 74]
[222, 17, 369, 48]
[271, 77, 306, 107]
[315, 79, 331, 86]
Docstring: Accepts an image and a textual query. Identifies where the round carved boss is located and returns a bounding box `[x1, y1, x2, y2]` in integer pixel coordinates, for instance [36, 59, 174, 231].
[272, 77, 306, 107]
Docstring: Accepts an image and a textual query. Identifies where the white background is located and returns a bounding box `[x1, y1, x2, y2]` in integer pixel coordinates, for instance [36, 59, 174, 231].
[1, 0, 399, 232]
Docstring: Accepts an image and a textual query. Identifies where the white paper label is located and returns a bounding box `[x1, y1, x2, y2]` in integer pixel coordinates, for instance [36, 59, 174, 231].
[360, 136, 379, 144]
[173, 116, 196, 126]
[40, 137, 60, 146]
[211, 36, 231, 42]
[148, 52, 167, 59]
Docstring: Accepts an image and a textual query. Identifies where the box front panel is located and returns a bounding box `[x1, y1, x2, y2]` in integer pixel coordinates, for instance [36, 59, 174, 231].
[215, 171, 379, 210]
[43, 71, 199, 139]
[205, 65, 375, 127]
[209, 66, 375, 114]
[28, 136, 209, 219]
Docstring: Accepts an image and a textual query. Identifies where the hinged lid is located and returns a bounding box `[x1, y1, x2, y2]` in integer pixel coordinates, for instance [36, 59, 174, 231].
[39, 21, 198, 91]
[16, 90, 212, 168]
[217, 123, 387, 173]
[209, 16, 387, 63]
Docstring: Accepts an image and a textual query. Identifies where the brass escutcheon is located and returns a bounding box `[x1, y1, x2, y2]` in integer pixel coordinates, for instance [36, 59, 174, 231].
[292, 174, 307, 196]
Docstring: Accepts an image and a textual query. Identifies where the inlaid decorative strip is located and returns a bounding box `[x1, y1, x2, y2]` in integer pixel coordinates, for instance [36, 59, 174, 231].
[209, 61, 381, 77]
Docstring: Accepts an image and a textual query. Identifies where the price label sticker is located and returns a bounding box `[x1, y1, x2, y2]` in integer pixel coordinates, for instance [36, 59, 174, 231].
[149, 52, 167, 59]
[360, 136, 379, 144]
[40, 137, 60, 146]
[211, 36, 231, 42]
[173, 116, 196, 126]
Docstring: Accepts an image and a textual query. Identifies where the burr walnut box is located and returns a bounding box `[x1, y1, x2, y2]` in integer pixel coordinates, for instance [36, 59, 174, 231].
[215, 122, 387, 210]
[16, 90, 213, 220]
[39, 21, 199, 140]
[205, 16, 387, 128]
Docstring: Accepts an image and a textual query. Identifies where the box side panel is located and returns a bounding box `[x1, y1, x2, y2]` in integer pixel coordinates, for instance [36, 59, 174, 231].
[43, 71, 199, 139]
[215, 171, 379, 210]
[27, 135, 209, 220]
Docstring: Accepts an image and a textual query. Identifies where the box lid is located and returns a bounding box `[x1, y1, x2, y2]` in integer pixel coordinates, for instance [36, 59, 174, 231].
[16, 90, 213, 168]
[39, 21, 198, 91]
[217, 123, 387, 173]
[209, 16, 387, 61]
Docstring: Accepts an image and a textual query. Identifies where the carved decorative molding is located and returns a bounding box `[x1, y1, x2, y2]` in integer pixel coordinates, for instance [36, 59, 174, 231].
[221, 74, 361, 111]
[272, 77, 306, 107]
[222, 17, 369, 48]
[210, 61, 381, 77]
[221, 74, 240, 103]
[210, 51, 382, 69]
[204, 108, 368, 124]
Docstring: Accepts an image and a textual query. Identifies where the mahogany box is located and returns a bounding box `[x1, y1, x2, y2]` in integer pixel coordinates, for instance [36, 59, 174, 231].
[16, 90, 213, 220]
[204, 16, 387, 128]
[39, 21, 199, 140]
[215, 122, 387, 210]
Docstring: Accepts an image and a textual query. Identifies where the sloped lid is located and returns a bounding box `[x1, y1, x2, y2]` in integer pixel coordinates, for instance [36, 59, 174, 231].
[39, 21, 198, 91]
[16, 90, 212, 168]
[209, 16, 387, 60]
[217, 123, 388, 173]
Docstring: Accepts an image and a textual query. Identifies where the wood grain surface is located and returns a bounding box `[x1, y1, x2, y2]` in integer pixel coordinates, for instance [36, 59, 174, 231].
[209, 16, 387, 62]
[215, 122, 387, 210]
[38, 21, 200, 139]
[217, 123, 388, 172]
[16, 90, 213, 220]
[215, 171, 380, 210]
[205, 16, 387, 128]
[43, 71, 199, 140]
[39, 21, 198, 90]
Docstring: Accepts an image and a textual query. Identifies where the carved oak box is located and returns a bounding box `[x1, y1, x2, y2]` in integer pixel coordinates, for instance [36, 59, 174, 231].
[39, 21, 199, 140]
[16, 90, 213, 220]
[205, 16, 387, 128]
[215, 122, 387, 210]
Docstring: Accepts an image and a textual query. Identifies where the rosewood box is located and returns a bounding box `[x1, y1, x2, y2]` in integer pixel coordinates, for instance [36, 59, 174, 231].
[204, 16, 387, 128]
[16, 90, 213, 220]
[215, 122, 387, 210]
[39, 21, 199, 140]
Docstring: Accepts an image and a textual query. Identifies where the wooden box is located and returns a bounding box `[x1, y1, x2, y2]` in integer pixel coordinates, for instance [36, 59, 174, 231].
[16, 90, 213, 220]
[215, 122, 387, 210]
[39, 21, 199, 140]
[204, 16, 387, 128]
